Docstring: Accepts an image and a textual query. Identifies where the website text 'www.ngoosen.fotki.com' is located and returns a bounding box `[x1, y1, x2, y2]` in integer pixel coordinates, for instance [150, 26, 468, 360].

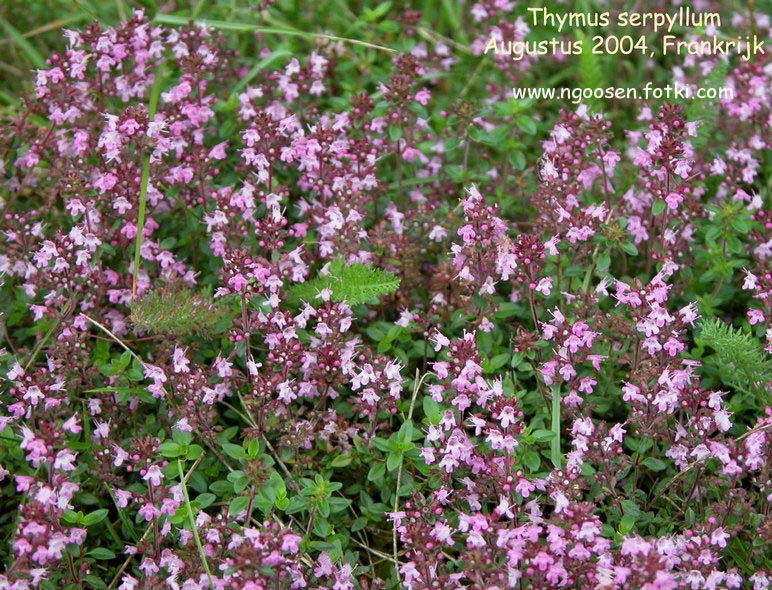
[512, 84, 734, 105]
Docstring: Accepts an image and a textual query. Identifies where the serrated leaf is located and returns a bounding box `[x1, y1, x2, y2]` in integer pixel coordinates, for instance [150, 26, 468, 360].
[576, 30, 603, 103]
[288, 259, 400, 306]
[684, 61, 728, 150]
[697, 318, 770, 399]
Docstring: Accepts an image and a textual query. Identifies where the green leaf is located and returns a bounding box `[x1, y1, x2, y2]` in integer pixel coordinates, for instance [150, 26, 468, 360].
[515, 116, 537, 135]
[352, 517, 368, 532]
[620, 242, 638, 256]
[596, 252, 611, 271]
[82, 509, 109, 527]
[196, 493, 216, 509]
[684, 61, 728, 149]
[330, 454, 353, 468]
[328, 497, 350, 513]
[288, 259, 400, 306]
[576, 30, 603, 103]
[159, 441, 185, 458]
[397, 419, 413, 444]
[445, 137, 461, 152]
[652, 200, 666, 217]
[509, 150, 526, 170]
[386, 451, 403, 472]
[642, 457, 667, 472]
[172, 430, 193, 446]
[88, 548, 116, 560]
[697, 318, 770, 399]
[373, 437, 392, 453]
[532, 429, 556, 442]
[422, 396, 441, 423]
[209, 480, 233, 496]
[483, 353, 510, 373]
[82, 575, 108, 589]
[523, 451, 541, 472]
[222, 443, 248, 460]
[186, 444, 204, 461]
[229, 496, 250, 516]
[621, 499, 641, 518]
[227, 470, 250, 494]
[317, 498, 331, 518]
[367, 463, 386, 483]
[62, 510, 82, 525]
[619, 513, 636, 534]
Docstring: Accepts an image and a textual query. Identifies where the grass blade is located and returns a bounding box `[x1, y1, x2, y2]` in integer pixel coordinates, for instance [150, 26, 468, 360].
[0, 16, 46, 69]
[551, 385, 562, 469]
[132, 68, 165, 298]
[230, 49, 292, 98]
[154, 14, 397, 53]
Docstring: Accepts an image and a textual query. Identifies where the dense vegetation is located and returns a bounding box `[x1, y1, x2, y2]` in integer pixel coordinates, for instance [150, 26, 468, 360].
[0, 1, 769, 589]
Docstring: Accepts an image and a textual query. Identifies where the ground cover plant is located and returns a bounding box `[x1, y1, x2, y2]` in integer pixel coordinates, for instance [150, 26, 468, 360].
[0, 1, 770, 588]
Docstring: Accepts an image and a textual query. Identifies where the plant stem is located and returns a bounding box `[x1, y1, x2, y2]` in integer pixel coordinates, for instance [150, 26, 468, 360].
[177, 459, 215, 588]
[24, 296, 75, 370]
[392, 371, 426, 584]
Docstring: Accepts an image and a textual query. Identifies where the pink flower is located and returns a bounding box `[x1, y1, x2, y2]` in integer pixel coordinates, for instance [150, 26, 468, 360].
[209, 142, 227, 160]
[138, 503, 161, 521]
[414, 88, 431, 106]
[143, 465, 163, 486]
[665, 192, 683, 210]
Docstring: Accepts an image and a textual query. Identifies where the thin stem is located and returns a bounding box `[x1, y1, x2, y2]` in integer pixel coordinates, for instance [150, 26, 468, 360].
[177, 459, 215, 588]
[24, 296, 75, 370]
[392, 371, 427, 583]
